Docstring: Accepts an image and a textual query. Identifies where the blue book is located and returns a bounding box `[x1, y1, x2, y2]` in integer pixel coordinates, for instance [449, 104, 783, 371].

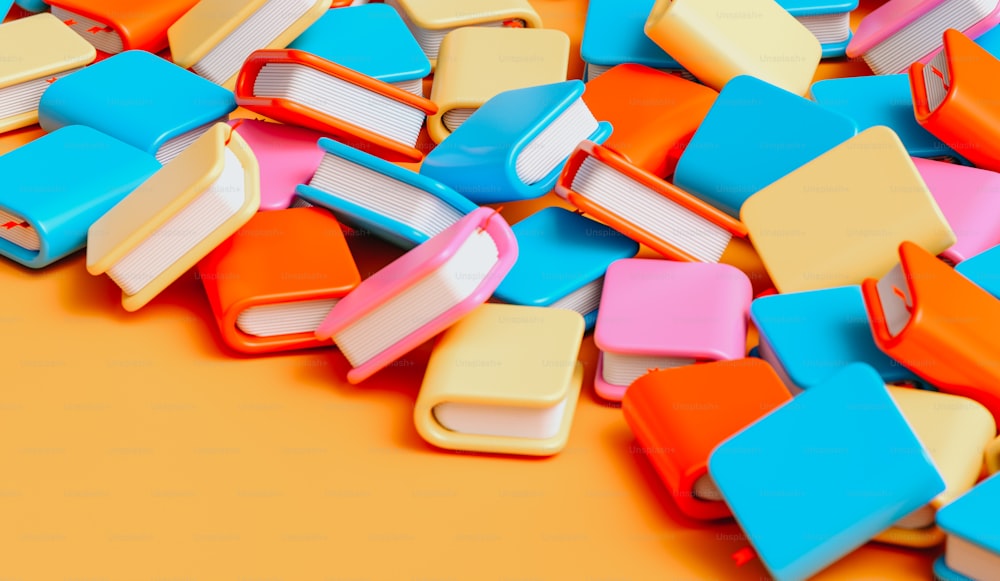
[493, 207, 639, 330]
[936, 473, 1000, 581]
[13, 0, 46, 11]
[956, 244, 1000, 301]
[296, 138, 478, 250]
[775, 0, 858, 58]
[38, 50, 236, 165]
[0, 125, 160, 268]
[580, 0, 683, 81]
[420, 80, 611, 204]
[750, 286, 922, 390]
[810, 74, 969, 163]
[288, 4, 431, 95]
[708, 363, 945, 581]
[673, 75, 857, 218]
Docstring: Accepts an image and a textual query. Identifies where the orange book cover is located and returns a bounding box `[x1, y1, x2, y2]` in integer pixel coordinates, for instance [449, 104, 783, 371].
[582, 63, 717, 178]
[48, 0, 199, 53]
[198, 207, 361, 354]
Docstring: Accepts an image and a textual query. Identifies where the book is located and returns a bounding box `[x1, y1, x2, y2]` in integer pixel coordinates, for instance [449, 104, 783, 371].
[810, 74, 967, 162]
[0, 126, 160, 269]
[197, 207, 361, 354]
[622, 359, 792, 520]
[750, 286, 923, 392]
[776, 0, 858, 58]
[556, 140, 746, 263]
[426, 27, 569, 143]
[492, 207, 639, 331]
[875, 387, 995, 548]
[741, 127, 955, 293]
[956, 244, 1000, 298]
[167, 0, 328, 88]
[227, 119, 328, 211]
[13, 0, 46, 11]
[580, 0, 685, 81]
[673, 74, 858, 218]
[421, 81, 610, 204]
[0, 13, 96, 134]
[644, 0, 821, 95]
[47, 0, 198, 54]
[235, 48, 437, 163]
[912, 157, 1000, 264]
[314, 207, 518, 384]
[848, 0, 1000, 75]
[38, 50, 236, 164]
[910, 28, 1000, 173]
[936, 473, 1000, 580]
[414, 304, 584, 456]
[708, 364, 946, 581]
[87, 123, 260, 312]
[862, 240, 1000, 425]
[383, 0, 541, 65]
[581, 64, 718, 178]
[296, 137, 477, 249]
[593, 258, 752, 402]
[288, 3, 431, 95]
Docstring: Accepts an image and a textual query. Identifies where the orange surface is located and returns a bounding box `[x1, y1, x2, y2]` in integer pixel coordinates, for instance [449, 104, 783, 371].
[0, 1, 941, 579]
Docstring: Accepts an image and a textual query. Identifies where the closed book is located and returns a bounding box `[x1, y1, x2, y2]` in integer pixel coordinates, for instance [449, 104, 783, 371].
[38, 50, 236, 164]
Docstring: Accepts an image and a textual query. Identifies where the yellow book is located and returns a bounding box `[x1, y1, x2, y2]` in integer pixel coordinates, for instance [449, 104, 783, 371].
[0, 13, 96, 133]
[87, 123, 260, 312]
[644, 0, 821, 95]
[741, 126, 955, 293]
[876, 387, 995, 548]
[167, 0, 328, 89]
[384, 0, 542, 65]
[426, 27, 569, 144]
[414, 304, 585, 456]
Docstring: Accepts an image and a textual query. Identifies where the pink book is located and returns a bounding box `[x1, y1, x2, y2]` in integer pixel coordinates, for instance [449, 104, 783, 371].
[912, 157, 1000, 264]
[847, 0, 1000, 75]
[593, 258, 751, 402]
[315, 207, 518, 383]
[228, 119, 328, 211]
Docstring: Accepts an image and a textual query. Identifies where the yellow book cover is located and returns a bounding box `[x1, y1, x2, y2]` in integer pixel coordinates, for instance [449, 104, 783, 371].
[741, 126, 955, 293]
[414, 304, 584, 456]
[644, 0, 821, 95]
[0, 13, 96, 132]
[87, 123, 260, 312]
[427, 27, 569, 143]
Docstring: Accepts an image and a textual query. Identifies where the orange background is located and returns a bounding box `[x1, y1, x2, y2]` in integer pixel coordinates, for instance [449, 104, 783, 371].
[0, 1, 939, 579]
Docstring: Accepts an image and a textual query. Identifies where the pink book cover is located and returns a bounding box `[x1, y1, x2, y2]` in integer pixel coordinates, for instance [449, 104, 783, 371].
[228, 119, 328, 211]
[848, 0, 1000, 69]
[592, 258, 751, 401]
[315, 207, 518, 383]
[913, 157, 1000, 264]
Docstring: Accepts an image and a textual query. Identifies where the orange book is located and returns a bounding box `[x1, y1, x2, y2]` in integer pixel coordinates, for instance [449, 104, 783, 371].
[910, 28, 1000, 172]
[197, 207, 361, 355]
[235, 48, 437, 163]
[862, 241, 1000, 427]
[47, 0, 199, 54]
[581, 63, 717, 178]
[622, 359, 792, 520]
[555, 140, 747, 263]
